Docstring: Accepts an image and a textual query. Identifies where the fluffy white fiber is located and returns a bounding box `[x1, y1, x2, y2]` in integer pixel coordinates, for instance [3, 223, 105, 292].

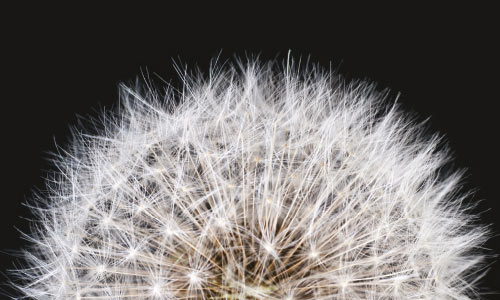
[12, 59, 488, 299]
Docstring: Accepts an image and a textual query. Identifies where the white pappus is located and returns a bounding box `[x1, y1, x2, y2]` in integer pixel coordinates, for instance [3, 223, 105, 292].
[11, 58, 489, 300]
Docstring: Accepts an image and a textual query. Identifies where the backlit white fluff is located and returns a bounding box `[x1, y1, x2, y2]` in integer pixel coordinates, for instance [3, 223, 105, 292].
[12, 59, 488, 299]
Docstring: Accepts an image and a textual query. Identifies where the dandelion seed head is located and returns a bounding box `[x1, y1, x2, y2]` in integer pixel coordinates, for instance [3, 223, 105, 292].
[10, 58, 489, 299]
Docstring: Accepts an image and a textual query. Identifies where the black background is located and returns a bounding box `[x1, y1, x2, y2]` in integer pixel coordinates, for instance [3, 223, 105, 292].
[2, 6, 499, 298]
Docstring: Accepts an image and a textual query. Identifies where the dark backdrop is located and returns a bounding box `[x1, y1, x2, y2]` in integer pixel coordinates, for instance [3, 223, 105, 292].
[2, 7, 498, 299]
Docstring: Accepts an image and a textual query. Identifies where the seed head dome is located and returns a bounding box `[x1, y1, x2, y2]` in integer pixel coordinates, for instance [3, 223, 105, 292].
[12, 59, 488, 300]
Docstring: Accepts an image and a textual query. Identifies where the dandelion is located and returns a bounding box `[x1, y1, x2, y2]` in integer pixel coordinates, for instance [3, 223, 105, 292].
[11, 58, 489, 299]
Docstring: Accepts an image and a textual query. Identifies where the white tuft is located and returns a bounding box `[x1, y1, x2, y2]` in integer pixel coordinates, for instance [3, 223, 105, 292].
[11, 59, 489, 299]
